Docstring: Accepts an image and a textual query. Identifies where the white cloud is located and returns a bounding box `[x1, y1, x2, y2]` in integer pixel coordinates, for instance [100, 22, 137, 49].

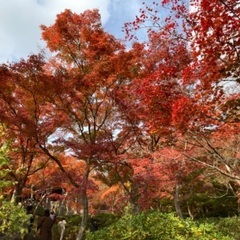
[0, 0, 111, 63]
[0, 0, 148, 63]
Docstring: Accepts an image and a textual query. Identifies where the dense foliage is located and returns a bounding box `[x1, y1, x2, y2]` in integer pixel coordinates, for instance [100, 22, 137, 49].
[86, 211, 233, 240]
[0, 0, 239, 239]
[0, 201, 30, 238]
[0, 142, 30, 238]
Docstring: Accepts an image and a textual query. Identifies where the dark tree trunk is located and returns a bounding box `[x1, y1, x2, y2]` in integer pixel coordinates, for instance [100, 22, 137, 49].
[76, 168, 90, 240]
[11, 183, 24, 204]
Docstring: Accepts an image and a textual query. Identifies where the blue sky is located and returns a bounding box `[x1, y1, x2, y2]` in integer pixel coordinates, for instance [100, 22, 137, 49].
[0, 0, 150, 63]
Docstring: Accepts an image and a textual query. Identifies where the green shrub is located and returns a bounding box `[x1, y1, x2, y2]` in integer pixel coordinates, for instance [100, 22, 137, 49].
[0, 200, 30, 238]
[215, 216, 240, 240]
[86, 211, 233, 240]
[0, 142, 30, 238]
[89, 212, 119, 230]
[52, 212, 119, 240]
[52, 214, 82, 240]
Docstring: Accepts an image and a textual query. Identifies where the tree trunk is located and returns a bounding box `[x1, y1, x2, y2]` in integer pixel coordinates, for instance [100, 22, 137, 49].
[187, 203, 194, 219]
[129, 182, 140, 214]
[174, 183, 183, 219]
[11, 183, 23, 204]
[76, 168, 90, 240]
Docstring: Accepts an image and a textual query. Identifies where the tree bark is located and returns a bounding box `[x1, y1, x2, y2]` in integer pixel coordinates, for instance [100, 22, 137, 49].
[174, 183, 183, 219]
[11, 183, 24, 204]
[76, 167, 90, 240]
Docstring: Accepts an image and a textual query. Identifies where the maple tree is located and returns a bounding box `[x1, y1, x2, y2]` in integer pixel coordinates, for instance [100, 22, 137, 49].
[25, 154, 96, 215]
[0, 56, 54, 203]
[0, 54, 89, 210]
[40, 9, 142, 239]
[121, 0, 240, 217]
[124, 0, 239, 170]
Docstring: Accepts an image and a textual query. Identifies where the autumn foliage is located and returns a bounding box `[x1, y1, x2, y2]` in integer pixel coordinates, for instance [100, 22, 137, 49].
[0, 1, 239, 239]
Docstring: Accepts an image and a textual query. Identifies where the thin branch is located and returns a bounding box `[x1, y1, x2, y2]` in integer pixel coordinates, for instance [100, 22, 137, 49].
[182, 152, 240, 181]
[39, 144, 80, 188]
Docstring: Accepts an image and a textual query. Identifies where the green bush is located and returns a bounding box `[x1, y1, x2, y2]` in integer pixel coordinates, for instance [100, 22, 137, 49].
[52, 212, 119, 240]
[0, 200, 30, 238]
[89, 212, 119, 230]
[51, 214, 82, 240]
[215, 216, 240, 240]
[0, 142, 30, 238]
[86, 211, 233, 240]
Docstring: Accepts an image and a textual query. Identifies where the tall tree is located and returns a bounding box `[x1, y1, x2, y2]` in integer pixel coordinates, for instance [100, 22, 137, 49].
[40, 9, 139, 239]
